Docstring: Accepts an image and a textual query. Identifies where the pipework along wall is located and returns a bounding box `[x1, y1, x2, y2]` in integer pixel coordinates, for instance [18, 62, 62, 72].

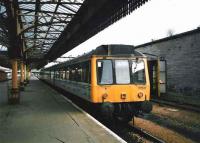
[135, 29, 200, 96]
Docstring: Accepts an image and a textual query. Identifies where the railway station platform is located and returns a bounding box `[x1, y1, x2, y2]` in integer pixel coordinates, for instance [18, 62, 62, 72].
[0, 77, 125, 143]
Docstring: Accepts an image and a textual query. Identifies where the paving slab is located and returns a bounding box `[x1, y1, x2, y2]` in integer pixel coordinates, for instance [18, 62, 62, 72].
[0, 77, 124, 143]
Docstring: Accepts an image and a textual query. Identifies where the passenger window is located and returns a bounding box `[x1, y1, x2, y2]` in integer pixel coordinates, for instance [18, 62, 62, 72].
[65, 70, 69, 80]
[81, 61, 90, 83]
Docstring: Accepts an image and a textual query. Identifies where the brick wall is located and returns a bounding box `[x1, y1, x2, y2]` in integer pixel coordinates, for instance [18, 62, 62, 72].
[135, 29, 200, 96]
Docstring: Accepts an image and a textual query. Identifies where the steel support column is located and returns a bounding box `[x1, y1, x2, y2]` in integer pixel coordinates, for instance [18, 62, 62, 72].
[24, 64, 30, 84]
[9, 59, 20, 104]
[24, 64, 27, 85]
[20, 61, 25, 90]
[27, 66, 31, 83]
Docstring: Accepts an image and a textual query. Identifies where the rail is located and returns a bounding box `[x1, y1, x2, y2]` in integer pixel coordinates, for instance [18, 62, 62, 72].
[151, 99, 200, 113]
[128, 124, 166, 143]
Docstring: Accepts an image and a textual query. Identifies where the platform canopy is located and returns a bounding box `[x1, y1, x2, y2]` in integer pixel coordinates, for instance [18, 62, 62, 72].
[0, 0, 149, 69]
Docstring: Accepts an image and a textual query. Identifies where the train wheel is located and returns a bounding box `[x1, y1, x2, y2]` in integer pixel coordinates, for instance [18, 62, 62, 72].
[141, 101, 153, 113]
[123, 116, 132, 123]
[100, 102, 114, 120]
[116, 115, 132, 123]
[132, 117, 135, 125]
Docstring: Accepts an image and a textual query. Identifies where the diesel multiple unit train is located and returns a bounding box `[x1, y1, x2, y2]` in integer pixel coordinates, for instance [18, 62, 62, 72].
[39, 45, 152, 121]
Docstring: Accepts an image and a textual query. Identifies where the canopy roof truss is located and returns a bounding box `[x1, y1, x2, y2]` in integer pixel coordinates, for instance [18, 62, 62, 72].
[0, 0, 149, 69]
[18, 0, 83, 60]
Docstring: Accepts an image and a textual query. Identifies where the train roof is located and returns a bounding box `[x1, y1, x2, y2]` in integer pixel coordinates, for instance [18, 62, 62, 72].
[0, 66, 10, 73]
[44, 44, 145, 70]
[91, 44, 140, 56]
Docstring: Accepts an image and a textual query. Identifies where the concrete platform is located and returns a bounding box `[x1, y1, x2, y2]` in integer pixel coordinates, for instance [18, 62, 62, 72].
[0, 77, 125, 143]
[0, 80, 8, 104]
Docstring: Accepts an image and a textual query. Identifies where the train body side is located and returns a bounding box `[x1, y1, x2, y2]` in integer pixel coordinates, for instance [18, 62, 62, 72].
[39, 62, 91, 102]
[39, 56, 150, 104]
[0, 70, 7, 81]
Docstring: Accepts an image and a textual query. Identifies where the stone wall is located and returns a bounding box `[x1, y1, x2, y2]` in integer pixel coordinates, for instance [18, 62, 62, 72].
[135, 29, 200, 96]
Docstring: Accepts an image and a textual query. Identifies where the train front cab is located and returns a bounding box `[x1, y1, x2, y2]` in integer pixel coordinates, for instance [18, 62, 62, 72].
[90, 55, 152, 120]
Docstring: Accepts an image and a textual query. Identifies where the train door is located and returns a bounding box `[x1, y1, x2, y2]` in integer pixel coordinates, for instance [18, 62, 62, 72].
[50, 71, 54, 80]
[148, 59, 166, 98]
[148, 60, 157, 97]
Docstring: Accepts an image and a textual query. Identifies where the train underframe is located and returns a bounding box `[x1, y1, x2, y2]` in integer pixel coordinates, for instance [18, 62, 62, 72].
[99, 101, 152, 122]
[40, 79, 152, 123]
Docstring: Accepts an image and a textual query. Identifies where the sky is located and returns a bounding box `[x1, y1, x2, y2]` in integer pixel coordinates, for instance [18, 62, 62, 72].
[41, 0, 200, 67]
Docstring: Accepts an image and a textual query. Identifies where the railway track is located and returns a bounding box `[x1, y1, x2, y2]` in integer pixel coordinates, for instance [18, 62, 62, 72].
[42, 79, 166, 143]
[151, 99, 200, 113]
[103, 119, 166, 143]
[127, 123, 165, 143]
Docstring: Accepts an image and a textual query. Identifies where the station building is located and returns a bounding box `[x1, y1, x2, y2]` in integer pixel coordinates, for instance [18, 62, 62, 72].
[135, 28, 200, 97]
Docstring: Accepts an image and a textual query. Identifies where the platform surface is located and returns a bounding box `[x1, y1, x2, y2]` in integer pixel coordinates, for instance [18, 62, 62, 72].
[0, 77, 123, 143]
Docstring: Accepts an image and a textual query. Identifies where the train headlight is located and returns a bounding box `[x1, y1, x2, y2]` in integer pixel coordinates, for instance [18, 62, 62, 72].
[138, 92, 143, 98]
[102, 93, 108, 99]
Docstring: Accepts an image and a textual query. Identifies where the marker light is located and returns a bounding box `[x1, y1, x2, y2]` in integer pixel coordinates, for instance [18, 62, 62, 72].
[138, 92, 143, 98]
[121, 93, 126, 99]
